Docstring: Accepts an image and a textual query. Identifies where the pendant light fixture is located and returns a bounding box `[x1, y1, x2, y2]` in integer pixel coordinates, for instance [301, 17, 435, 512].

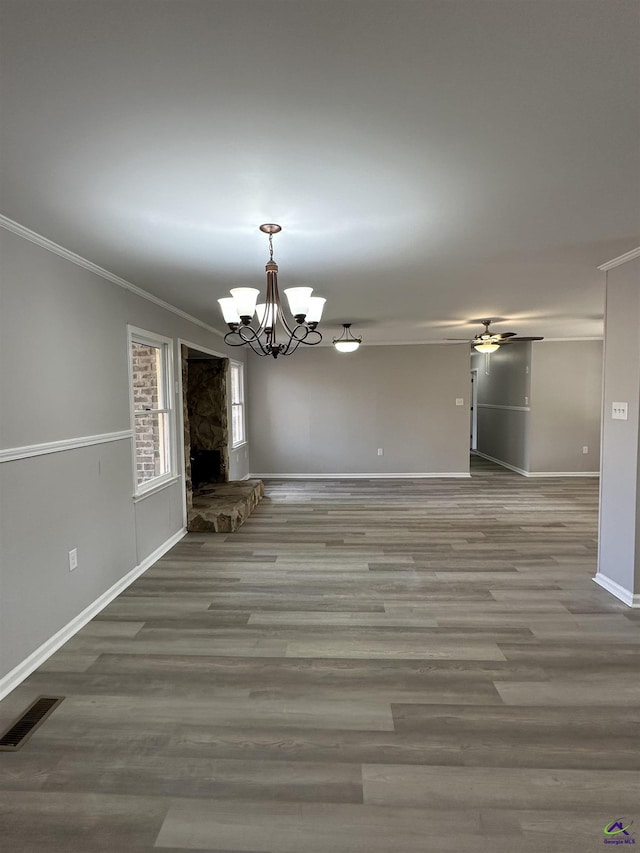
[333, 323, 362, 353]
[218, 224, 326, 358]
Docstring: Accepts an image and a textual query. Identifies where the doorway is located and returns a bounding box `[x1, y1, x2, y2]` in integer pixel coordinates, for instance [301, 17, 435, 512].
[470, 368, 478, 451]
[180, 344, 230, 525]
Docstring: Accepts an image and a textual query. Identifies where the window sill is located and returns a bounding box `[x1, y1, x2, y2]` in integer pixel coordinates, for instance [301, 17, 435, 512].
[133, 474, 180, 502]
[231, 441, 248, 451]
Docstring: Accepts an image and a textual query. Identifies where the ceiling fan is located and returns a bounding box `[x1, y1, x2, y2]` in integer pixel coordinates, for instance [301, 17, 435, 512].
[450, 320, 544, 352]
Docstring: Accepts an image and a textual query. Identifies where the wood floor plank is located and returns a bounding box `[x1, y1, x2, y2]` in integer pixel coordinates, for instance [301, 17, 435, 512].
[2, 457, 638, 852]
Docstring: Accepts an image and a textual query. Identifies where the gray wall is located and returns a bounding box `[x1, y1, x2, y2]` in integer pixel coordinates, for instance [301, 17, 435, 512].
[0, 226, 248, 682]
[247, 344, 471, 475]
[529, 341, 602, 473]
[473, 340, 602, 475]
[598, 256, 640, 596]
[473, 343, 532, 472]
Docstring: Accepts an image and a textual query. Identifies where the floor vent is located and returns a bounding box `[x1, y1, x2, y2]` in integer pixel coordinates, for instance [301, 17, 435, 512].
[0, 696, 64, 751]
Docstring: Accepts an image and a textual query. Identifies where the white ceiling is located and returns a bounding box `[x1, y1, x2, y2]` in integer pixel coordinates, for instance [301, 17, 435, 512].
[1, 0, 639, 344]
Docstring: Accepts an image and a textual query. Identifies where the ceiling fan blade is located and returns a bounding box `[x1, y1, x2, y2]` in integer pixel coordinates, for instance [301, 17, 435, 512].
[446, 337, 473, 341]
[501, 336, 545, 343]
[495, 332, 517, 339]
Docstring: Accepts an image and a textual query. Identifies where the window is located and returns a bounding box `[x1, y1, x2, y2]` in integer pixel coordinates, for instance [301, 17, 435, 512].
[129, 329, 175, 494]
[230, 361, 245, 446]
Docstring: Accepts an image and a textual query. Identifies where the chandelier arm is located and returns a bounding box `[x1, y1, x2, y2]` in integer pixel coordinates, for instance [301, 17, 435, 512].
[224, 325, 271, 357]
[238, 325, 273, 357]
[280, 334, 305, 357]
[300, 329, 322, 346]
[279, 326, 323, 356]
[245, 338, 272, 357]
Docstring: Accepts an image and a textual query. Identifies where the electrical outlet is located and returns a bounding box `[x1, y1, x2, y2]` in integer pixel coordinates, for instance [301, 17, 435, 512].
[68, 548, 78, 572]
[582, 446, 589, 454]
[377, 448, 383, 456]
[524, 396, 529, 406]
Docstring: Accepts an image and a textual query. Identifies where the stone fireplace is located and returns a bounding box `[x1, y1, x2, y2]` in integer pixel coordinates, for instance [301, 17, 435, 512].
[181, 346, 229, 518]
[181, 345, 263, 533]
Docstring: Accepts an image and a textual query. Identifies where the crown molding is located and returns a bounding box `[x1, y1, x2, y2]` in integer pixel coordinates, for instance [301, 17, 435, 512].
[0, 214, 223, 338]
[598, 246, 640, 271]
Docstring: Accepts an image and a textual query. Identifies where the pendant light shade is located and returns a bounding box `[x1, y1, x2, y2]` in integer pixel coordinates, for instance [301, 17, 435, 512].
[229, 287, 260, 319]
[473, 341, 500, 353]
[284, 287, 313, 319]
[333, 323, 362, 353]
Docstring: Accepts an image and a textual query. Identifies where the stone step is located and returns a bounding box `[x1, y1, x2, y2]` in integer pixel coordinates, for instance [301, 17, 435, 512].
[188, 480, 265, 533]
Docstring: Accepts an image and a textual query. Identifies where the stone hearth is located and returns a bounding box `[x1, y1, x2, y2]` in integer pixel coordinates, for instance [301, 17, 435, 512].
[188, 479, 265, 533]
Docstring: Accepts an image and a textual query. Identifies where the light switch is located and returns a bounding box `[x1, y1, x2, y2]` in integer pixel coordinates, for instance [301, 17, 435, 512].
[612, 402, 628, 421]
[455, 398, 464, 406]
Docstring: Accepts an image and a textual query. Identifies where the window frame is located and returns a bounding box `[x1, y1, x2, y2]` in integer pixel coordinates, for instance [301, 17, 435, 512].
[128, 326, 177, 498]
[229, 360, 246, 448]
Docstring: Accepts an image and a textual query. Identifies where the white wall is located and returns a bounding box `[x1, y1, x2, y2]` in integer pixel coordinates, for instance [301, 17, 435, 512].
[0, 224, 248, 687]
[247, 344, 471, 476]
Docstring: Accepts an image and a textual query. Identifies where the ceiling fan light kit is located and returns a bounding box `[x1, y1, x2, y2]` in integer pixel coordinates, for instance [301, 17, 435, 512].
[333, 323, 362, 353]
[473, 341, 501, 353]
[449, 319, 544, 351]
[219, 224, 326, 358]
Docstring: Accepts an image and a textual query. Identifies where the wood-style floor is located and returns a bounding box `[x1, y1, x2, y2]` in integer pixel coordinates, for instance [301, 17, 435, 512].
[2, 457, 639, 852]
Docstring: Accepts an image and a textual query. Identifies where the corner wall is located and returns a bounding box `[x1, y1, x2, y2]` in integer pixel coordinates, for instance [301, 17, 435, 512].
[596, 253, 640, 605]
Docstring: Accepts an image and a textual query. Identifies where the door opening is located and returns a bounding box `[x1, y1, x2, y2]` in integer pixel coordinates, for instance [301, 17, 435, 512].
[470, 368, 478, 451]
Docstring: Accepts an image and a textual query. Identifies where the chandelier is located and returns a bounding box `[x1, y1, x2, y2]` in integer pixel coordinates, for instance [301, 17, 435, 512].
[218, 224, 326, 358]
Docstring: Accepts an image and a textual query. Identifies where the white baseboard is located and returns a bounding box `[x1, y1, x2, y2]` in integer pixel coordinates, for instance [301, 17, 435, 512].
[474, 451, 599, 478]
[472, 452, 528, 476]
[0, 528, 187, 702]
[593, 573, 640, 607]
[250, 472, 471, 479]
[526, 471, 600, 478]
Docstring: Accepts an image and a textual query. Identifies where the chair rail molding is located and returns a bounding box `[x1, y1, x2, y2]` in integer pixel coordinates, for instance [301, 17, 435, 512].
[0, 430, 133, 463]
